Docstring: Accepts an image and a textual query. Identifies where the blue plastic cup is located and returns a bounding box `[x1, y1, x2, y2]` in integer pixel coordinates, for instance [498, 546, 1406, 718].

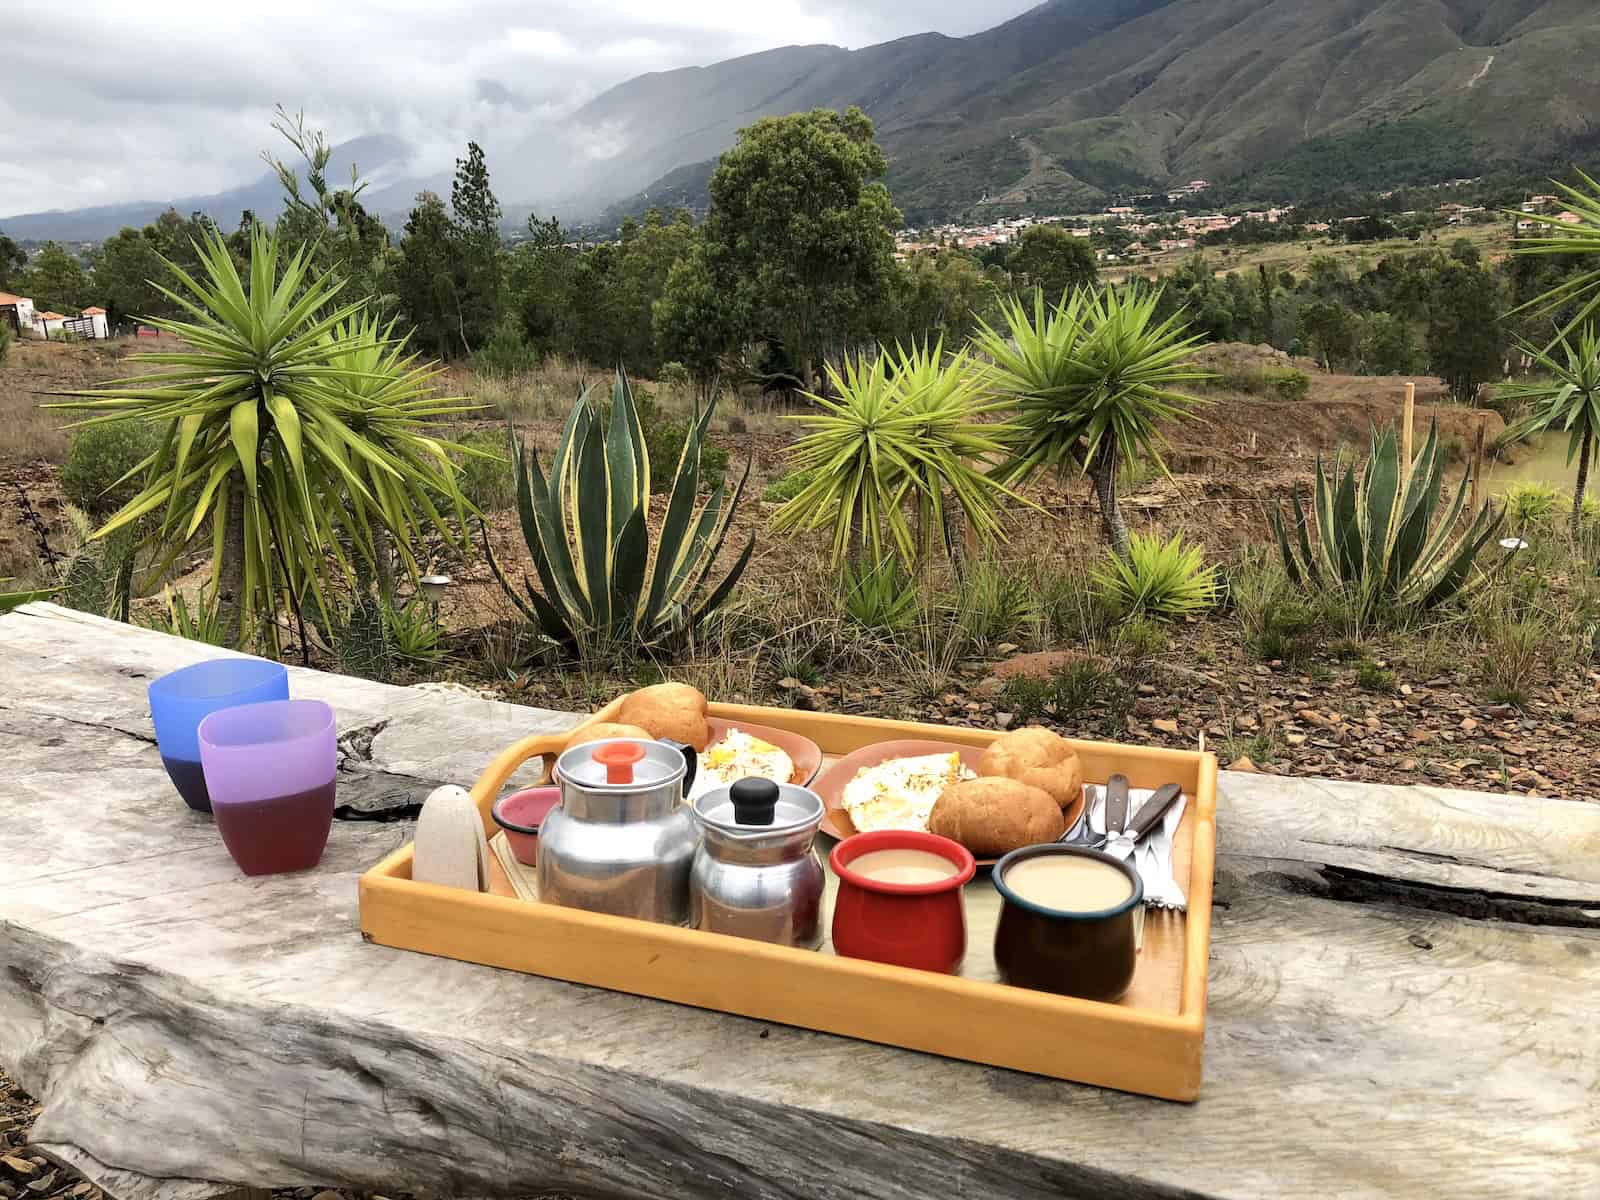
[147, 658, 289, 812]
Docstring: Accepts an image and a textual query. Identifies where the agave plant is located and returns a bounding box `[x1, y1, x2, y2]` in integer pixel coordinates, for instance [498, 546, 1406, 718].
[1271, 422, 1505, 621]
[487, 371, 754, 649]
[772, 341, 1018, 567]
[1498, 325, 1600, 536]
[50, 225, 476, 647]
[974, 286, 1209, 560]
[1090, 531, 1218, 619]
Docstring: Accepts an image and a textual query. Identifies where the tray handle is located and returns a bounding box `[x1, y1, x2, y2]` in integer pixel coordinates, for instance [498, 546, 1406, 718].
[469, 731, 569, 811]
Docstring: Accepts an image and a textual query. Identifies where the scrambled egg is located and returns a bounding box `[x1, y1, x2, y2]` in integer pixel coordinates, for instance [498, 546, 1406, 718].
[842, 752, 976, 834]
[691, 728, 795, 797]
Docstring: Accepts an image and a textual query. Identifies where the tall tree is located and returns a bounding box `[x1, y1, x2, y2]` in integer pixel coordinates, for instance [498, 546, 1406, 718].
[0, 230, 25, 292]
[1004, 225, 1097, 300]
[654, 243, 748, 396]
[21, 242, 90, 313]
[263, 107, 392, 309]
[449, 141, 504, 351]
[507, 213, 580, 354]
[1427, 260, 1505, 403]
[91, 228, 170, 325]
[393, 193, 465, 360]
[698, 106, 901, 391]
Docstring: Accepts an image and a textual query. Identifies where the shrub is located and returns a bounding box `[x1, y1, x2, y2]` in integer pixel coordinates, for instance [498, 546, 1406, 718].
[999, 658, 1133, 734]
[1259, 366, 1311, 400]
[762, 468, 816, 505]
[1355, 657, 1398, 693]
[950, 559, 1040, 647]
[1114, 614, 1169, 658]
[473, 321, 539, 377]
[656, 361, 692, 390]
[1231, 552, 1318, 660]
[58, 419, 164, 516]
[1502, 481, 1560, 530]
[457, 429, 517, 511]
[611, 392, 732, 489]
[1091, 531, 1219, 619]
[0, 320, 10, 363]
[1216, 365, 1310, 399]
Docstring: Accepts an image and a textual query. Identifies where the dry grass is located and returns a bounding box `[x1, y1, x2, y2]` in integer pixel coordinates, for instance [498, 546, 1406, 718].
[0, 336, 159, 464]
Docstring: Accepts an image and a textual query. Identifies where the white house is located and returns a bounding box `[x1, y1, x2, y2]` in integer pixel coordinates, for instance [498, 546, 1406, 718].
[0, 291, 34, 334]
[81, 306, 109, 338]
[35, 311, 68, 338]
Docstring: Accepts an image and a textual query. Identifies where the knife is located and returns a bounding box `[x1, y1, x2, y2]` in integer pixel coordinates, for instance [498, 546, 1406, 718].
[1101, 783, 1183, 861]
[1104, 774, 1129, 839]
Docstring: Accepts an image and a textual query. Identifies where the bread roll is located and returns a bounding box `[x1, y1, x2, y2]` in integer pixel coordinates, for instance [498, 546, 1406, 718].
[616, 682, 711, 751]
[928, 777, 1064, 857]
[560, 721, 653, 756]
[979, 727, 1085, 812]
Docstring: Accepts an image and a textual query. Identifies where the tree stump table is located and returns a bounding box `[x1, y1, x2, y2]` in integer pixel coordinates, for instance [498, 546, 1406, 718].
[3, 603, 1597, 1200]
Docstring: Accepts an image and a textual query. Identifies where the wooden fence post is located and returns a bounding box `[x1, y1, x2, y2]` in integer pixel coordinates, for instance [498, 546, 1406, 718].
[1471, 412, 1487, 512]
[1402, 381, 1416, 467]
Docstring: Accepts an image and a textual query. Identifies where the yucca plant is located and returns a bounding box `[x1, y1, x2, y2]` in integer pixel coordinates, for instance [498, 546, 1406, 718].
[49, 225, 476, 647]
[772, 341, 1019, 567]
[1271, 422, 1505, 622]
[487, 371, 754, 651]
[841, 555, 919, 633]
[1500, 481, 1562, 531]
[1498, 325, 1600, 536]
[975, 286, 1210, 560]
[1090, 531, 1218, 619]
[141, 585, 227, 646]
[1510, 171, 1600, 340]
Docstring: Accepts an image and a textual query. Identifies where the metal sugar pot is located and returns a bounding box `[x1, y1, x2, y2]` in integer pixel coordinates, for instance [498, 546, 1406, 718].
[539, 738, 700, 925]
[689, 777, 826, 949]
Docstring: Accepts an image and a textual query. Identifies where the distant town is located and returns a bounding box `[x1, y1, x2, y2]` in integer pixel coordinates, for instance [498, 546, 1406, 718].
[894, 184, 1583, 267]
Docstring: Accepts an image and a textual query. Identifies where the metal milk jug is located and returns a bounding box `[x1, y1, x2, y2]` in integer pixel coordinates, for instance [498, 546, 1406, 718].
[539, 737, 700, 925]
[689, 777, 826, 949]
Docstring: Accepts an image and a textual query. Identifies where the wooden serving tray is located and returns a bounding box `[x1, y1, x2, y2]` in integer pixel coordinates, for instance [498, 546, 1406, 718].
[359, 701, 1218, 1101]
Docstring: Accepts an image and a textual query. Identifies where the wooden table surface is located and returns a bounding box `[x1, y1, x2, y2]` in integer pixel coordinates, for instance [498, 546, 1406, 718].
[3, 603, 1597, 1200]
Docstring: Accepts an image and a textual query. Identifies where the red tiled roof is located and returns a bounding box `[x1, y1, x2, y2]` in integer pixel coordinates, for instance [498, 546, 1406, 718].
[39, 311, 66, 320]
[82, 306, 106, 315]
[0, 292, 29, 305]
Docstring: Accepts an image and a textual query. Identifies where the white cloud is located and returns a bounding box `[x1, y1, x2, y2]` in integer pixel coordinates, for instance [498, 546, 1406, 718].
[0, 0, 1038, 215]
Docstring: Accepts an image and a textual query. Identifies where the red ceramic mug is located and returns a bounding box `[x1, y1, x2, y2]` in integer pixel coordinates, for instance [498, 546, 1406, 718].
[491, 786, 562, 865]
[830, 831, 976, 974]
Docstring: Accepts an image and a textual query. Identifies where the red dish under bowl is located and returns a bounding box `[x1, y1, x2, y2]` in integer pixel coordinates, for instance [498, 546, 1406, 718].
[830, 830, 976, 974]
[491, 786, 561, 865]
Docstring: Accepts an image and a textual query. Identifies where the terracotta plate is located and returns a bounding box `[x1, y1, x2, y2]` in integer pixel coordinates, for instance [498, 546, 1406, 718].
[813, 738, 1087, 867]
[701, 717, 823, 787]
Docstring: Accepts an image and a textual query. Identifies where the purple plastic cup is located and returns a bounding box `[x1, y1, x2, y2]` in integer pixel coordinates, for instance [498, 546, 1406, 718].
[198, 699, 337, 876]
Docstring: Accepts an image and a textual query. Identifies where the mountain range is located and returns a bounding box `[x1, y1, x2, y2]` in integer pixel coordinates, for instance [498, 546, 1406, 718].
[7, 0, 1600, 241]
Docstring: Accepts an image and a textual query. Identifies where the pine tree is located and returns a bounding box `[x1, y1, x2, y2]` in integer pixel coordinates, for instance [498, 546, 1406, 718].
[449, 142, 504, 350]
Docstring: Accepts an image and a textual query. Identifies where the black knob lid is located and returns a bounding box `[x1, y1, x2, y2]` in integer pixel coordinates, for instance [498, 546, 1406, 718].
[729, 777, 780, 826]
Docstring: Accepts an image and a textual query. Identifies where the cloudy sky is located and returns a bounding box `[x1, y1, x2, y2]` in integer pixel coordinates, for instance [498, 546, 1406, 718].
[2, 0, 1039, 215]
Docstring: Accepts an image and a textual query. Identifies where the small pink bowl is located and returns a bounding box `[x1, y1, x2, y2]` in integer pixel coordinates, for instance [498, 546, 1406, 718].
[491, 787, 561, 865]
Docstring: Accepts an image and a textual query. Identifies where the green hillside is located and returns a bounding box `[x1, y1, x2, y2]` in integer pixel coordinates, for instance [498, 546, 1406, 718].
[586, 0, 1600, 222]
